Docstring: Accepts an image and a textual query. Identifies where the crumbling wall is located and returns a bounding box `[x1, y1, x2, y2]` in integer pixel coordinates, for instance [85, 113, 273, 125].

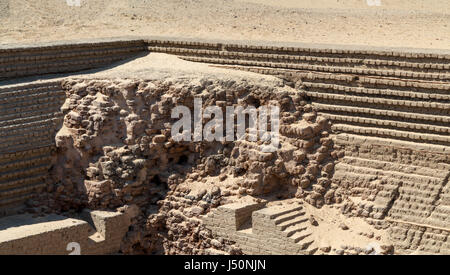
[1, 38, 450, 254]
[33, 74, 337, 254]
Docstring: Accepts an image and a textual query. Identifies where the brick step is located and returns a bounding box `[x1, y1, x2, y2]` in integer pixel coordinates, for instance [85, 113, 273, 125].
[426, 213, 450, 228]
[0, 81, 60, 93]
[179, 56, 450, 81]
[303, 81, 450, 100]
[0, 85, 61, 98]
[261, 204, 303, 219]
[388, 209, 435, 224]
[0, 136, 54, 154]
[0, 53, 138, 79]
[148, 46, 450, 73]
[282, 223, 310, 238]
[0, 101, 64, 117]
[0, 86, 63, 97]
[334, 133, 450, 156]
[0, 105, 63, 123]
[0, 146, 53, 161]
[435, 192, 450, 205]
[0, 96, 65, 115]
[295, 235, 316, 252]
[0, 39, 144, 55]
[342, 151, 450, 171]
[340, 157, 448, 178]
[0, 182, 46, 204]
[335, 162, 443, 185]
[147, 39, 450, 62]
[0, 153, 51, 173]
[389, 203, 437, 214]
[290, 230, 313, 243]
[306, 91, 450, 111]
[333, 172, 441, 201]
[0, 53, 130, 73]
[0, 193, 34, 207]
[399, 185, 441, 198]
[331, 124, 450, 144]
[323, 113, 450, 135]
[297, 72, 450, 90]
[0, 45, 145, 66]
[0, 174, 45, 191]
[221, 43, 450, 62]
[273, 210, 306, 225]
[0, 163, 50, 182]
[277, 215, 309, 231]
[146, 39, 222, 50]
[0, 126, 54, 144]
[146, 39, 450, 61]
[0, 118, 56, 137]
[313, 103, 450, 125]
[0, 113, 60, 128]
[0, 90, 65, 107]
[0, 142, 55, 157]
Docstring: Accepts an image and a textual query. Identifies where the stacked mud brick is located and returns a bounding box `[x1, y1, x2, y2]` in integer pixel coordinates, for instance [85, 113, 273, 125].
[203, 201, 318, 255]
[0, 38, 148, 216]
[0, 209, 131, 255]
[0, 82, 65, 216]
[148, 39, 450, 254]
[0, 38, 146, 80]
[1, 37, 449, 254]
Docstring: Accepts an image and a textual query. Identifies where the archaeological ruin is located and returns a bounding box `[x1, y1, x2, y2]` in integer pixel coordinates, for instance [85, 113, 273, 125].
[0, 37, 449, 255]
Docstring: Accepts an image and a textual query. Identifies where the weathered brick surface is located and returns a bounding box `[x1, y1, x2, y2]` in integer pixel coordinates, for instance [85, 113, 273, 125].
[0, 209, 132, 255]
[0, 37, 449, 254]
[0, 38, 147, 80]
[203, 201, 318, 255]
[0, 81, 65, 216]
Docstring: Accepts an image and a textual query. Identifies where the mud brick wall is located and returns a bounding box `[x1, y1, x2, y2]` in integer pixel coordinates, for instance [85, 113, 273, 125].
[333, 134, 450, 254]
[0, 210, 132, 255]
[0, 81, 65, 216]
[0, 38, 147, 80]
[389, 220, 450, 254]
[146, 39, 450, 146]
[203, 202, 317, 255]
[0, 38, 449, 254]
[146, 38, 450, 81]
[152, 38, 450, 254]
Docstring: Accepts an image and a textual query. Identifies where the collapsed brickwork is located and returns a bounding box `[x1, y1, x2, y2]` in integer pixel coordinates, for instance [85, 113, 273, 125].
[33, 72, 339, 254]
[0, 38, 449, 254]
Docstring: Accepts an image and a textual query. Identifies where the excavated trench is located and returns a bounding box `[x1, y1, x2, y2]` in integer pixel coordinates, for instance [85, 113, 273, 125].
[2, 40, 450, 254]
[34, 70, 347, 254]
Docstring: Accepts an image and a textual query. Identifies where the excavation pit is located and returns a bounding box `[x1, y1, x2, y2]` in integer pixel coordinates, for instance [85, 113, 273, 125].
[0, 38, 449, 255]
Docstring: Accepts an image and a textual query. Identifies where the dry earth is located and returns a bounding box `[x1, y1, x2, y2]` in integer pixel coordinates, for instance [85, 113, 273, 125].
[0, 0, 449, 49]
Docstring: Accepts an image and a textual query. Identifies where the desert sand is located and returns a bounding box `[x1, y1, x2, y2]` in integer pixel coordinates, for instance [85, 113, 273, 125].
[0, 0, 449, 49]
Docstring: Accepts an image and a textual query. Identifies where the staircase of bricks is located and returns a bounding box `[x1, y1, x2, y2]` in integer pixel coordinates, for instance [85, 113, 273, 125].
[203, 201, 318, 255]
[1, 37, 449, 253]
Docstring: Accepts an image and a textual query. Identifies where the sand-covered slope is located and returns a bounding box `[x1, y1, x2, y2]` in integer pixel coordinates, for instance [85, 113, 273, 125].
[1, 0, 449, 49]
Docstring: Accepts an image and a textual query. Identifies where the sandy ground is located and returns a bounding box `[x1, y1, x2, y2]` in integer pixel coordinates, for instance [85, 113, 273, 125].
[0, 0, 449, 49]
